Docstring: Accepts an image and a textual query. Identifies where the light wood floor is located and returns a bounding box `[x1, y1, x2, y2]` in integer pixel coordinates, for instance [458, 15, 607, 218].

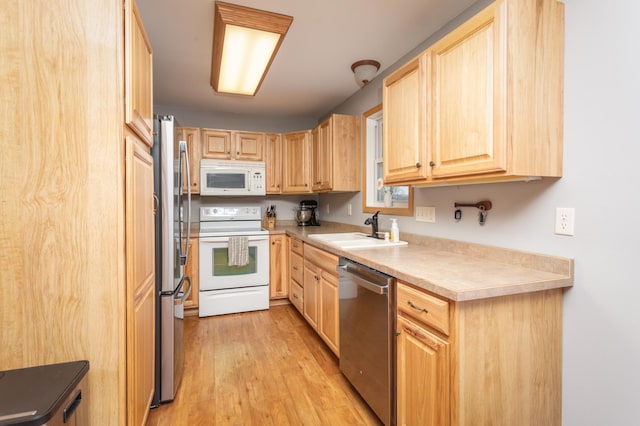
[146, 304, 382, 426]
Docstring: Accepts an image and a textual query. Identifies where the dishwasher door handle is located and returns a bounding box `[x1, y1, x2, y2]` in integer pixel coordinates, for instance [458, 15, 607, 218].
[343, 270, 388, 295]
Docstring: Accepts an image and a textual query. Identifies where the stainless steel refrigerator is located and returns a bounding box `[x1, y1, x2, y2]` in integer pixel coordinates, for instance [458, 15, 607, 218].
[151, 115, 192, 406]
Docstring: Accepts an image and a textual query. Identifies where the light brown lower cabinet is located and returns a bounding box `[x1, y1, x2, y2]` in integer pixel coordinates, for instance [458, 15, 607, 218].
[125, 132, 155, 426]
[303, 260, 320, 329]
[183, 237, 199, 311]
[288, 237, 304, 313]
[303, 244, 339, 356]
[318, 271, 339, 356]
[396, 316, 449, 425]
[269, 235, 288, 299]
[396, 281, 563, 425]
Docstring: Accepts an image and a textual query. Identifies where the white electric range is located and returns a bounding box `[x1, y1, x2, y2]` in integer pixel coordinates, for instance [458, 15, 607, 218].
[198, 205, 270, 317]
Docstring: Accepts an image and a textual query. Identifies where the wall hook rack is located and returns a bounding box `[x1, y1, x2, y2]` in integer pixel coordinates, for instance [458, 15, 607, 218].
[453, 200, 492, 225]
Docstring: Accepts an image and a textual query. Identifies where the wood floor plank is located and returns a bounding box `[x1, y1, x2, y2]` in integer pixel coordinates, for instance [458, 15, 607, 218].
[147, 305, 382, 425]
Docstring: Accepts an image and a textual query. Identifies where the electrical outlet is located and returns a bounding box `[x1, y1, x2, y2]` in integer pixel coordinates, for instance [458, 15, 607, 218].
[555, 207, 575, 236]
[348, 204, 352, 216]
[325, 203, 330, 214]
[416, 206, 436, 223]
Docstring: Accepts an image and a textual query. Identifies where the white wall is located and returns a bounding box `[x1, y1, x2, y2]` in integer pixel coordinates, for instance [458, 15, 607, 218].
[322, 0, 640, 424]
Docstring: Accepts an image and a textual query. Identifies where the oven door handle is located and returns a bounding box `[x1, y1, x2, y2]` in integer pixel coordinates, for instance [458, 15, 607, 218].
[199, 235, 269, 243]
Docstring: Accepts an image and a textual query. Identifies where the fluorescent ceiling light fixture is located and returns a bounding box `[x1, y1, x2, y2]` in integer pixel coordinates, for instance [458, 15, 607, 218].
[211, 2, 293, 96]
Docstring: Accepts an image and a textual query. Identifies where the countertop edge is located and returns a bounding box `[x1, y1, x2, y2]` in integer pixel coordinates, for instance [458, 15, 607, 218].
[278, 223, 574, 302]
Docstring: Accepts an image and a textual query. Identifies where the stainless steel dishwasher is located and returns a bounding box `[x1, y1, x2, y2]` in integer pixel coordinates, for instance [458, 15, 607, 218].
[338, 257, 395, 426]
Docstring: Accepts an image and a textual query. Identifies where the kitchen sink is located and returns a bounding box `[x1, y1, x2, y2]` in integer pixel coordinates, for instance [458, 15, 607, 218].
[308, 232, 408, 249]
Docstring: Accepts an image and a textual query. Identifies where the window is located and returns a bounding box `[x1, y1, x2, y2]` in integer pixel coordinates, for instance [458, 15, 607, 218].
[362, 104, 413, 215]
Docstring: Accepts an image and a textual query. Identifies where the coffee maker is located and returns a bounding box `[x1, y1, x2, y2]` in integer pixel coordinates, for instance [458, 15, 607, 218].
[296, 200, 320, 226]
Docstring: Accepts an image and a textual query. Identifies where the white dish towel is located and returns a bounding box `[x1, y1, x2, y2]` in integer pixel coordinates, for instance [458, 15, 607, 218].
[228, 236, 249, 266]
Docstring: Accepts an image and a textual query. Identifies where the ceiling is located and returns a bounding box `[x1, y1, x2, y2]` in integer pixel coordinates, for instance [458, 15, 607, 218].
[136, 0, 477, 120]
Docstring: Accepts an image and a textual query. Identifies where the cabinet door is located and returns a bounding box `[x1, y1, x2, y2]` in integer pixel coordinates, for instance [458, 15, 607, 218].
[183, 237, 199, 310]
[125, 0, 153, 146]
[125, 133, 155, 426]
[201, 129, 232, 159]
[265, 133, 282, 193]
[319, 272, 339, 356]
[311, 119, 331, 192]
[235, 132, 265, 161]
[269, 235, 288, 299]
[282, 130, 311, 193]
[429, 3, 506, 178]
[303, 261, 320, 329]
[383, 54, 429, 184]
[396, 316, 449, 426]
[178, 127, 201, 194]
[330, 114, 361, 192]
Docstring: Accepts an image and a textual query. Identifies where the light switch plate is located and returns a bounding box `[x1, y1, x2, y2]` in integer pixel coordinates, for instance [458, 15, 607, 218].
[416, 206, 436, 223]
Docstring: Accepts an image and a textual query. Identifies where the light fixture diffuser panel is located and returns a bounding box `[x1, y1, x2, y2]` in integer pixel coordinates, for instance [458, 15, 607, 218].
[211, 2, 293, 96]
[219, 26, 280, 95]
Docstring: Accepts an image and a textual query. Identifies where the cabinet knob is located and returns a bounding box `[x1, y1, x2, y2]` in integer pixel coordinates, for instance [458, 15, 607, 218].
[429, 161, 435, 167]
[416, 162, 422, 168]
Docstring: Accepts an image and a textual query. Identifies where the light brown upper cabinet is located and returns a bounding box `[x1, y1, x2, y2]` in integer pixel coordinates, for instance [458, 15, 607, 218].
[383, 54, 429, 184]
[178, 127, 201, 194]
[201, 128, 232, 159]
[311, 114, 361, 192]
[234, 132, 265, 161]
[265, 133, 282, 194]
[282, 130, 311, 193]
[429, 4, 506, 178]
[125, 0, 153, 146]
[383, 0, 564, 186]
[201, 129, 264, 161]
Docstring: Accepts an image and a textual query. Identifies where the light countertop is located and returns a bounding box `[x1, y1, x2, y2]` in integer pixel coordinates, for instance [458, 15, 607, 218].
[272, 221, 573, 302]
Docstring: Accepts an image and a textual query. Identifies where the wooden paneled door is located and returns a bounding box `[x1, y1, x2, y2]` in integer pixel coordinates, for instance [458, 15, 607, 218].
[282, 130, 311, 193]
[235, 131, 265, 161]
[178, 127, 201, 194]
[125, 132, 156, 426]
[183, 237, 199, 311]
[125, 0, 153, 146]
[382, 54, 429, 184]
[265, 133, 282, 193]
[428, 2, 507, 178]
[269, 235, 288, 299]
[396, 316, 450, 426]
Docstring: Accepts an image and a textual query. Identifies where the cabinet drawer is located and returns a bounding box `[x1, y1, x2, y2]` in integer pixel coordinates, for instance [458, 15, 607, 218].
[290, 280, 304, 313]
[290, 252, 304, 284]
[290, 237, 304, 256]
[304, 244, 338, 276]
[397, 281, 450, 336]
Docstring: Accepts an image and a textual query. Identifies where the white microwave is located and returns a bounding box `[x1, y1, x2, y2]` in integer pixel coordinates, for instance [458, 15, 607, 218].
[200, 159, 266, 196]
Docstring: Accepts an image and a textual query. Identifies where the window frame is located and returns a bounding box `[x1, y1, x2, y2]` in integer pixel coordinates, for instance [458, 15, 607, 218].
[361, 103, 413, 216]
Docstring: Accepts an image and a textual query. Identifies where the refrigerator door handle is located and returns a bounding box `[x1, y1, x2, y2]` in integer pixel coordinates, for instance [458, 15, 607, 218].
[161, 274, 191, 297]
[176, 276, 192, 302]
[178, 140, 191, 266]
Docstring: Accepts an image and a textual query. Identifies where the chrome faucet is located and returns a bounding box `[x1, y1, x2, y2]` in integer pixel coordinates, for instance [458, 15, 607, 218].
[364, 211, 380, 238]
